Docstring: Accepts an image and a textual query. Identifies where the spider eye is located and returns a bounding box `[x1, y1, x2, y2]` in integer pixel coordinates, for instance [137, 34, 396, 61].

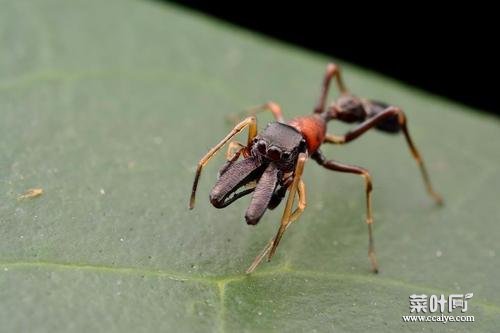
[267, 146, 282, 161]
[282, 151, 291, 159]
[299, 139, 307, 152]
[257, 141, 267, 154]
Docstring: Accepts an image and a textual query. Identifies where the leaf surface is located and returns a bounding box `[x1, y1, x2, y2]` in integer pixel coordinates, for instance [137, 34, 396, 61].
[1, 1, 499, 332]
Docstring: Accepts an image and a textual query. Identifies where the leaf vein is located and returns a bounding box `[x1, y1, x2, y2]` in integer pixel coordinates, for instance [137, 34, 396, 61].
[2, 261, 498, 314]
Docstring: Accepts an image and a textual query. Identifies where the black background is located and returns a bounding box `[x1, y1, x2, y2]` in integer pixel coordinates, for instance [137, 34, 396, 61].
[167, 1, 498, 115]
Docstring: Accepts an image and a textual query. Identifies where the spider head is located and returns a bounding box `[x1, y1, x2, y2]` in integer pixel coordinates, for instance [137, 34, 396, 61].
[251, 122, 306, 171]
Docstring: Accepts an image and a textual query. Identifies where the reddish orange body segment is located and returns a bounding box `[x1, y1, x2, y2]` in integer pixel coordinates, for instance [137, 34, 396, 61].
[288, 114, 326, 153]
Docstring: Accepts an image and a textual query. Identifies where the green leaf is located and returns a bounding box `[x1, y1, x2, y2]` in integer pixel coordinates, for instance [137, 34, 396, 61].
[1, 1, 499, 332]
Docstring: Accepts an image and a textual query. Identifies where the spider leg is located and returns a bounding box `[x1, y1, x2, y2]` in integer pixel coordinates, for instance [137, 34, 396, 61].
[226, 101, 284, 124]
[314, 62, 348, 114]
[189, 116, 257, 209]
[312, 150, 378, 273]
[246, 153, 308, 274]
[324, 106, 443, 205]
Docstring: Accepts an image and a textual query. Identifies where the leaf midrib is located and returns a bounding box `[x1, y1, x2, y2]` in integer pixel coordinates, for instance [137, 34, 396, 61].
[2, 260, 499, 314]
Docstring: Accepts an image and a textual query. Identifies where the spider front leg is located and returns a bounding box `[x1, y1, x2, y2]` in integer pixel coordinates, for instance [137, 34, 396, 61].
[325, 105, 443, 205]
[189, 116, 257, 209]
[226, 101, 284, 124]
[246, 153, 308, 274]
[225, 141, 247, 160]
[217, 141, 248, 177]
[312, 150, 378, 273]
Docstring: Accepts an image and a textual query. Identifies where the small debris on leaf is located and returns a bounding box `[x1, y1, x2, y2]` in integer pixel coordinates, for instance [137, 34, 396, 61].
[18, 188, 44, 200]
